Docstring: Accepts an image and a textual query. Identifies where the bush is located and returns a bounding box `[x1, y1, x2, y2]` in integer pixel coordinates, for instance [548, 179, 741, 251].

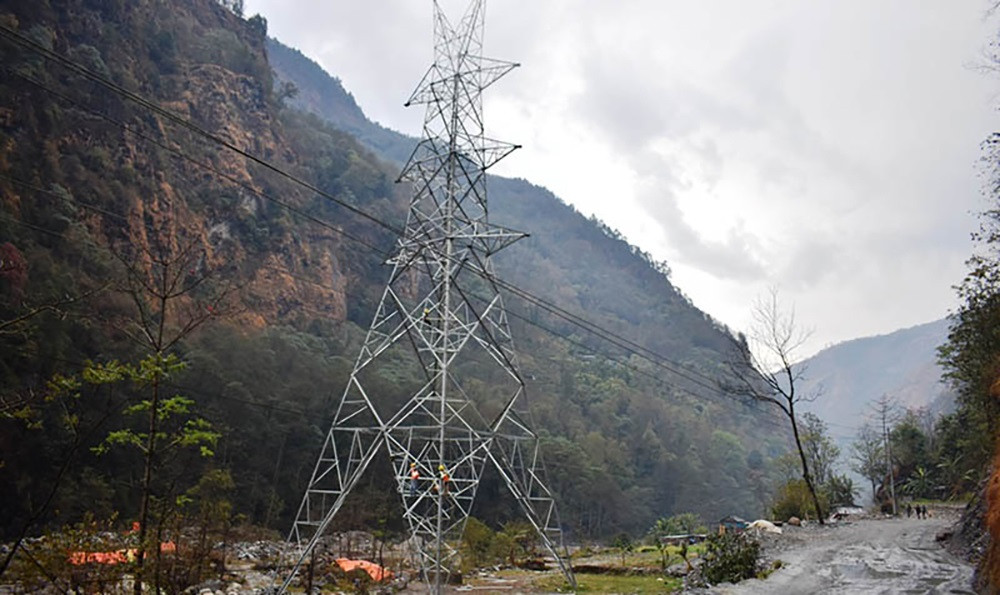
[699, 531, 761, 584]
[461, 517, 495, 571]
[772, 479, 829, 521]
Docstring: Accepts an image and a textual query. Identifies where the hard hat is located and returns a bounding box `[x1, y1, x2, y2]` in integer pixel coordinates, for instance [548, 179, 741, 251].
[438, 465, 445, 471]
[410, 462, 416, 467]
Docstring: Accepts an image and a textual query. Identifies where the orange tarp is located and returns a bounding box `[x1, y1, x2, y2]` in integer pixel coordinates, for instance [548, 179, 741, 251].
[68, 550, 132, 565]
[68, 541, 176, 566]
[336, 558, 393, 582]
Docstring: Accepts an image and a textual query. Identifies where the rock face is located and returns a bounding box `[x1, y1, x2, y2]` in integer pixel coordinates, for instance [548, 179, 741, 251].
[976, 455, 1000, 592]
[0, 0, 363, 329]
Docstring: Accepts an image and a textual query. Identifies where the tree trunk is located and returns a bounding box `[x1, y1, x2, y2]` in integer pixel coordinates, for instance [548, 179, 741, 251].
[135, 365, 163, 595]
[789, 407, 825, 524]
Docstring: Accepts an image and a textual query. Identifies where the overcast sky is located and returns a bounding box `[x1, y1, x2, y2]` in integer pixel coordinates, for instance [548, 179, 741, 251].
[244, 0, 999, 358]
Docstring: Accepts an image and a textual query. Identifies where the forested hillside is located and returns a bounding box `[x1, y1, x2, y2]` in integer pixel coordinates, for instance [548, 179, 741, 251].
[0, 0, 788, 563]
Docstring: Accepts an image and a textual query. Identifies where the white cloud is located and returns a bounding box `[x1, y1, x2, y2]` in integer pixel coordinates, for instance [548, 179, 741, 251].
[245, 0, 998, 356]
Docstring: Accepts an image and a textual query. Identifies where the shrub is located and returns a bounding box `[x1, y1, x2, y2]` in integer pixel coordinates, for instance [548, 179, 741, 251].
[461, 517, 495, 571]
[772, 479, 829, 521]
[700, 531, 761, 584]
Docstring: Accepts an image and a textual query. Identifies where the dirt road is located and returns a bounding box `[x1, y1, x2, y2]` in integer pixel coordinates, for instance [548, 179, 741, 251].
[707, 511, 974, 594]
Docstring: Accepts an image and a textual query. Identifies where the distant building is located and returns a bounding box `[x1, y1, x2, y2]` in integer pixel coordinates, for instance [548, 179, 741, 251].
[718, 515, 748, 534]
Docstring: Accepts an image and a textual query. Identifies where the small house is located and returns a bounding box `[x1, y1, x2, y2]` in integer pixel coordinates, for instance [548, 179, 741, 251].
[718, 515, 749, 534]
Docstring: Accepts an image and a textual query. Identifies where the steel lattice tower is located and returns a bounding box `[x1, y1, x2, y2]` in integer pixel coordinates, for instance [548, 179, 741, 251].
[280, 1, 575, 592]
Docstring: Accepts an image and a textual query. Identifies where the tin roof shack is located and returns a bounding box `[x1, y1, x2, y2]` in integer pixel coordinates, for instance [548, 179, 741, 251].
[718, 516, 749, 535]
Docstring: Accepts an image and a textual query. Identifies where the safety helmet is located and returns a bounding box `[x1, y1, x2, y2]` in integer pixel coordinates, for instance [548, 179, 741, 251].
[438, 465, 445, 471]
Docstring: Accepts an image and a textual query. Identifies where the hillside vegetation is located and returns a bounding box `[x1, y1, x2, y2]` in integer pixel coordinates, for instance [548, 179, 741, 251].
[0, 0, 788, 563]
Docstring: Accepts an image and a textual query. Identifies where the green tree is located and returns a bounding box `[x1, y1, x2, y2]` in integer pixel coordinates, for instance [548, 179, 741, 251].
[824, 474, 858, 508]
[932, 412, 978, 498]
[108, 235, 234, 594]
[611, 532, 633, 567]
[461, 517, 496, 571]
[800, 413, 840, 487]
[851, 423, 885, 501]
[90, 354, 219, 590]
[904, 467, 933, 499]
[889, 413, 929, 487]
[0, 360, 130, 579]
[179, 469, 234, 585]
[772, 479, 829, 522]
[938, 129, 1000, 479]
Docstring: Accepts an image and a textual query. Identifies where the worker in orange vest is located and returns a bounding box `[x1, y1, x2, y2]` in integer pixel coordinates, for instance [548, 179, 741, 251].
[438, 465, 450, 495]
[409, 462, 420, 497]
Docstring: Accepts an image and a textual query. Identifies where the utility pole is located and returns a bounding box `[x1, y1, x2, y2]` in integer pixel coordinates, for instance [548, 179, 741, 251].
[278, 1, 575, 592]
[871, 394, 897, 515]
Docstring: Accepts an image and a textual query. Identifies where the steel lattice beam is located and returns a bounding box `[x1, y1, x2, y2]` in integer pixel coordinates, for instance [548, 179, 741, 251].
[280, 1, 575, 592]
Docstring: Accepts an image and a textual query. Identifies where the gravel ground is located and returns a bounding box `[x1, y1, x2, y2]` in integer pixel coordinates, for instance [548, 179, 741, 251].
[702, 508, 975, 595]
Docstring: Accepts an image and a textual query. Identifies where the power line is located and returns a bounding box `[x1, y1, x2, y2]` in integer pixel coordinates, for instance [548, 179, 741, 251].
[3, 171, 746, 418]
[0, 24, 401, 238]
[0, 67, 391, 258]
[0, 37, 744, 408]
[7, 205, 791, 436]
[0, 27, 759, 419]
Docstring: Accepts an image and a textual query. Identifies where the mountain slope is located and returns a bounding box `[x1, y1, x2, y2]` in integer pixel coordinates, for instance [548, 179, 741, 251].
[267, 37, 735, 370]
[799, 318, 954, 433]
[0, 0, 787, 544]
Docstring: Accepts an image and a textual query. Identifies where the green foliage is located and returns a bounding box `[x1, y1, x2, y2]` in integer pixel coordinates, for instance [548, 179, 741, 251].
[823, 474, 858, 507]
[90, 354, 218, 458]
[533, 570, 681, 593]
[461, 517, 496, 571]
[700, 531, 761, 585]
[460, 518, 540, 570]
[851, 424, 885, 497]
[800, 413, 840, 487]
[651, 512, 705, 536]
[937, 132, 1000, 484]
[904, 466, 933, 499]
[611, 532, 634, 566]
[890, 413, 929, 480]
[176, 469, 235, 585]
[773, 479, 829, 521]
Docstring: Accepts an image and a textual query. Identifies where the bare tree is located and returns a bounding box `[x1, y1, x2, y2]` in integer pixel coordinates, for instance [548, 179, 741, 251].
[722, 287, 825, 524]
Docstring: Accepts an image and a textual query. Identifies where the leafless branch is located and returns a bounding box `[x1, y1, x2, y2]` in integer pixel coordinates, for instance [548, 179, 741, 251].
[0, 284, 109, 335]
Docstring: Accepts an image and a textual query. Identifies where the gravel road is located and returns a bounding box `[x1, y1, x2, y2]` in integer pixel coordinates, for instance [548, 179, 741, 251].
[706, 510, 974, 594]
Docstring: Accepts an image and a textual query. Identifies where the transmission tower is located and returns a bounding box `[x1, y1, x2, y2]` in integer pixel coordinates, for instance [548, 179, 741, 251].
[280, 1, 575, 592]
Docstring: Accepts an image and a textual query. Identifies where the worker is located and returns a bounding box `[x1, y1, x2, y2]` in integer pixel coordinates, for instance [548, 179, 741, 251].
[438, 464, 450, 495]
[409, 462, 420, 497]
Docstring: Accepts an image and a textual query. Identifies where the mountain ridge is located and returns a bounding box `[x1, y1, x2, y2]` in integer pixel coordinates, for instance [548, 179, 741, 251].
[799, 317, 954, 433]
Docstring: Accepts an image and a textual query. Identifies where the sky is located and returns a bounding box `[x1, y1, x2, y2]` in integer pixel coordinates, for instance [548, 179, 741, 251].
[243, 0, 999, 358]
